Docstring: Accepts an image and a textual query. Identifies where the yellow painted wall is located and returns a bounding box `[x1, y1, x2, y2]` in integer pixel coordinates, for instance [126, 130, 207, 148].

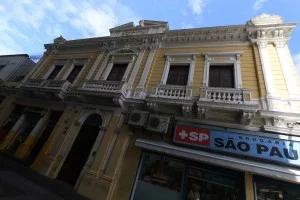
[111, 134, 142, 200]
[267, 44, 289, 99]
[147, 46, 261, 99]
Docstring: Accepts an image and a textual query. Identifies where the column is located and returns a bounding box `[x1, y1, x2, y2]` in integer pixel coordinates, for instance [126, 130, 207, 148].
[127, 48, 146, 86]
[256, 42, 277, 97]
[245, 172, 255, 200]
[14, 111, 51, 159]
[94, 53, 111, 80]
[85, 52, 104, 80]
[275, 41, 299, 99]
[0, 114, 26, 151]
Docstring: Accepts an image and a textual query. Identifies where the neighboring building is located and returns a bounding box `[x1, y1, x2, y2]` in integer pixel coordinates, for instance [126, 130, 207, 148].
[0, 54, 36, 126]
[0, 14, 300, 200]
[0, 54, 36, 82]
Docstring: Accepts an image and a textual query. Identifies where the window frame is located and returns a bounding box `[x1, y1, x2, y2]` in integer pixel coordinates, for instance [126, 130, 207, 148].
[106, 63, 128, 81]
[208, 64, 235, 88]
[202, 52, 243, 89]
[101, 55, 136, 81]
[45, 64, 64, 80]
[160, 53, 198, 86]
[43, 60, 67, 80]
[166, 63, 190, 86]
[66, 64, 84, 84]
[62, 58, 88, 84]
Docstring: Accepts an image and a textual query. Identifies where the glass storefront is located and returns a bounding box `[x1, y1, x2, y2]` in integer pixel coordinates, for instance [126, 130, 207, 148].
[131, 152, 245, 200]
[254, 176, 300, 200]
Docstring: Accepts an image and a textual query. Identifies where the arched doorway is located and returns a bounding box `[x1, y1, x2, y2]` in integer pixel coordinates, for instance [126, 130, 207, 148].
[57, 114, 102, 186]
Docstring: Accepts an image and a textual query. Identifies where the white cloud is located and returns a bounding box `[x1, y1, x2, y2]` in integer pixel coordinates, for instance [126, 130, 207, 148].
[293, 53, 300, 77]
[0, 0, 140, 55]
[187, 0, 207, 15]
[253, 0, 268, 11]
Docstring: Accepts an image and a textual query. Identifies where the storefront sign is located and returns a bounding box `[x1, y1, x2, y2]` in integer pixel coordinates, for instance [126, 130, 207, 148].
[173, 124, 300, 167]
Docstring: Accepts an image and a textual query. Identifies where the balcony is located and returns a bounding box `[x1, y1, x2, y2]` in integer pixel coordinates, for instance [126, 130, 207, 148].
[198, 87, 253, 104]
[21, 79, 45, 88]
[67, 80, 130, 107]
[197, 87, 259, 124]
[149, 84, 193, 100]
[147, 84, 194, 117]
[82, 80, 129, 97]
[20, 79, 72, 100]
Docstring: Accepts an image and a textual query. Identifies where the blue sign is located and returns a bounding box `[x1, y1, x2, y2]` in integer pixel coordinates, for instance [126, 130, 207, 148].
[173, 123, 300, 167]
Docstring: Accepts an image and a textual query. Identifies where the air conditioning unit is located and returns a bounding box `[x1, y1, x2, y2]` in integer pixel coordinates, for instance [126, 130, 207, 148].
[128, 110, 149, 127]
[147, 114, 170, 134]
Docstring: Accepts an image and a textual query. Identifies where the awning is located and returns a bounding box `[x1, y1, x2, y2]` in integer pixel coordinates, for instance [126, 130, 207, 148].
[135, 138, 300, 183]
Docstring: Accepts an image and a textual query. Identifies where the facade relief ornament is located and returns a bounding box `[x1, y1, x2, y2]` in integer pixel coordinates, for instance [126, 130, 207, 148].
[273, 40, 287, 48]
[272, 117, 285, 127]
[248, 13, 284, 26]
[197, 107, 208, 120]
[240, 111, 255, 125]
[182, 105, 192, 118]
[257, 41, 268, 48]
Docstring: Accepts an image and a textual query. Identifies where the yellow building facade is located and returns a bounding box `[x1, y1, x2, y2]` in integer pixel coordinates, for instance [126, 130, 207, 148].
[1, 14, 300, 200]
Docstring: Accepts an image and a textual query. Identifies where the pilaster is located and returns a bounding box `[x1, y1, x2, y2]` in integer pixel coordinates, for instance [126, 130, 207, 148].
[94, 53, 111, 80]
[133, 46, 157, 99]
[85, 52, 104, 80]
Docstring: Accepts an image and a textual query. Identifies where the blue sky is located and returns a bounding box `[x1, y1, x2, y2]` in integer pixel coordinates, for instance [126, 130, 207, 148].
[0, 0, 299, 74]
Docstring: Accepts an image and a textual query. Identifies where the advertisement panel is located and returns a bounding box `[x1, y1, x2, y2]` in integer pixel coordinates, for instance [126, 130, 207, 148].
[173, 123, 300, 167]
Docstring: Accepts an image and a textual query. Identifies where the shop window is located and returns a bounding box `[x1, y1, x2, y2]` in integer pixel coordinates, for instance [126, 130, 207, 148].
[47, 65, 63, 80]
[166, 64, 189, 86]
[209, 65, 234, 88]
[186, 165, 244, 200]
[132, 152, 184, 200]
[132, 152, 245, 200]
[66, 65, 83, 83]
[254, 176, 300, 200]
[106, 63, 127, 81]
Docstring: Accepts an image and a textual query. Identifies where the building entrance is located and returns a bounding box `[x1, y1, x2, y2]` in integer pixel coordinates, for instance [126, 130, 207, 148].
[57, 114, 102, 186]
